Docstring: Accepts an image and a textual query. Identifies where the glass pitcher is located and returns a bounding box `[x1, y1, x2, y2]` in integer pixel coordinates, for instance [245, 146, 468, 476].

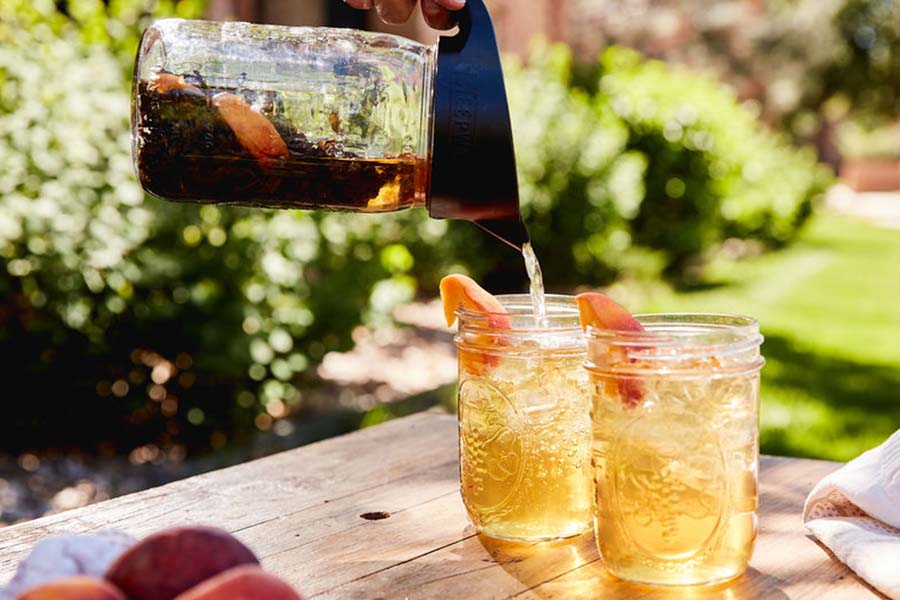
[131, 0, 527, 248]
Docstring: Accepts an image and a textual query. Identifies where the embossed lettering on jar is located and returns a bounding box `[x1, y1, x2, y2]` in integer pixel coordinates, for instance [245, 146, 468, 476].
[585, 314, 764, 586]
[455, 296, 593, 542]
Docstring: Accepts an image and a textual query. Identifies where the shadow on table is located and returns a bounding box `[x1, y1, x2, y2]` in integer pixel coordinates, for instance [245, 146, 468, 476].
[477, 535, 791, 599]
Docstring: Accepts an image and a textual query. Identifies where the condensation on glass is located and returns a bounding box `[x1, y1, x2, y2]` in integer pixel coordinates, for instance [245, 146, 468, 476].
[454, 295, 593, 542]
[584, 314, 765, 586]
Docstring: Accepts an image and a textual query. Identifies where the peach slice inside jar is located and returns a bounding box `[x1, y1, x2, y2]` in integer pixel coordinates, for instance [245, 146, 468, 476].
[147, 73, 204, 96]
[145, 73, 288, 167]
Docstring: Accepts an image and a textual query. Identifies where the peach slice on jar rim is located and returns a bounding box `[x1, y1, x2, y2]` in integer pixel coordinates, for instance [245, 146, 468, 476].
[575, 292, 645, 407]
[439, 274, 511, 376]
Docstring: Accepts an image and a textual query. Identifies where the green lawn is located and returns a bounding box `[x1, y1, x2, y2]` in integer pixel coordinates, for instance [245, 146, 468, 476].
[629, 212, 900, 461]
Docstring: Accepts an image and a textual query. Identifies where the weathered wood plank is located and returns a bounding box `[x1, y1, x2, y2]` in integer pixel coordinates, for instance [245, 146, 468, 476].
[0, 413, 882, 599]
[0, 413, 459, 575]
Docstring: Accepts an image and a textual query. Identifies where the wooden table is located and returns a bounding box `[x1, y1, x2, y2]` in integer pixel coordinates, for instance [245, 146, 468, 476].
[0, 412, 884, 599]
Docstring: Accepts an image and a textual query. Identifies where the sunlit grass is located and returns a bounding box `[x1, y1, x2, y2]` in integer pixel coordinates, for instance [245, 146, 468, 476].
[632, 212, 900, 461]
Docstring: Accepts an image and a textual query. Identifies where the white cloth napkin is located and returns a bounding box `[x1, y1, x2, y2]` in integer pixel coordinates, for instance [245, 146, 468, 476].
[803, 429, 900, 599]
[0, 531, 135, 600]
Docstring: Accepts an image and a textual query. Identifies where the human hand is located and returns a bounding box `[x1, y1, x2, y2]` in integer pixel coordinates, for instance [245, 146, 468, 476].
[343, 0, 465, 30]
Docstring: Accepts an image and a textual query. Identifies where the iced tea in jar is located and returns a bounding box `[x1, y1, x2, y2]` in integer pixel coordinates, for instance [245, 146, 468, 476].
[455, 295, 593, 542]
[585, 314, 764, 586]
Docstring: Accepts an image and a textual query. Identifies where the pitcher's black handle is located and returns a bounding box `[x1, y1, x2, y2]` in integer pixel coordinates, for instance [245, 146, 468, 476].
[427, 0, 528, 250]
[441, 0, 472, 52]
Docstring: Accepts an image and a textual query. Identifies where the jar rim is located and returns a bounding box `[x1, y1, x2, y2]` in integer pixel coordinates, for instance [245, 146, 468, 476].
[584, 312, 764, 373]
[454, 294, 584, 356]
[455, 294, 581, 333]
[585, 312, 760, 347]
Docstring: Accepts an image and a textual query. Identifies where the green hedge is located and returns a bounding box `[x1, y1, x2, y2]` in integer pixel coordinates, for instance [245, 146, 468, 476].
[507, 44, 833, 283]
[599, 48, 829, 262]
[0, 7, 832, 452]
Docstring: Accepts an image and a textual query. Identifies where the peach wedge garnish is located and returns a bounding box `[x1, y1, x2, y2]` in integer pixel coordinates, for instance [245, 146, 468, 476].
[440, 274, 511, 375]
[576, 292, 645, 407]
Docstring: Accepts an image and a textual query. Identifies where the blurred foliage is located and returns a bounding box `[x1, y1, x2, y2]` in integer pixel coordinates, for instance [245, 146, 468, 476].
[0, 1, 831, 454]
[768, 0, 900, 126]
[508, 44, 832, 282]
[838, 121, 900, 160]
[0, 0, 205, 66]
[580, 0, 900, 135]
[600, 48, 831, 269]
[505, 45, 642, 286]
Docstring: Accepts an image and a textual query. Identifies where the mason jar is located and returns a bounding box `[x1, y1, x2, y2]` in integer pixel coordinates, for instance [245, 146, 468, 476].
[584, 314, 764, 586]
[455, 295, 593, 542]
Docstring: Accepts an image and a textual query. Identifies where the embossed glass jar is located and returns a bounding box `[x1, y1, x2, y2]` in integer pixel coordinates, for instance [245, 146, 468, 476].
[584, 314, 764, 586]
[455, 295, 593, 542]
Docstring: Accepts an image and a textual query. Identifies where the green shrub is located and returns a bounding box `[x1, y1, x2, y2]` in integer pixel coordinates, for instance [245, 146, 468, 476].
[598, 47, 832, 268]
[505, 44, 648, 286]
[506, 44, 833, 284]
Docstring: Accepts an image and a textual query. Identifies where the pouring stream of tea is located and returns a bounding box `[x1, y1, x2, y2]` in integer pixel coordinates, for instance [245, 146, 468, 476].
[522, 242, 548, 327]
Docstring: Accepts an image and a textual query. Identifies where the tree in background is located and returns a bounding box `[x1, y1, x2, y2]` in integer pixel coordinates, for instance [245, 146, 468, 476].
[569, 0, 900, 159]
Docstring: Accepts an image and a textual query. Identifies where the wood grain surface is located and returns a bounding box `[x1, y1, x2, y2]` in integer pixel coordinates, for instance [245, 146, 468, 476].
[0, 412, 884, 599]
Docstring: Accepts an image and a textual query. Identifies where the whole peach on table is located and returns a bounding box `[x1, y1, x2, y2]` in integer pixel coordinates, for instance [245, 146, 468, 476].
[173, 566, 303, 600]
[104, 526, 259, 600]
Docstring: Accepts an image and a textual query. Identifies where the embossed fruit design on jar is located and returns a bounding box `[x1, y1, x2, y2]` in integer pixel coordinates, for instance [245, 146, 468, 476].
[442, 276, 593, 542]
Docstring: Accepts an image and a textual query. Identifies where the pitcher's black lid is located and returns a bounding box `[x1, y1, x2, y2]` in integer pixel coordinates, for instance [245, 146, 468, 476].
[427, 0, 528, 251]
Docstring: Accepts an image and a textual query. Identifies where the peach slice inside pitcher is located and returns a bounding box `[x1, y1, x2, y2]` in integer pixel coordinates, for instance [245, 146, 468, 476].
[147, 73, 204, 96]
[576, 292, 645, 407]
[440, 274, 511, 376]
[211, 92, 288, 165]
